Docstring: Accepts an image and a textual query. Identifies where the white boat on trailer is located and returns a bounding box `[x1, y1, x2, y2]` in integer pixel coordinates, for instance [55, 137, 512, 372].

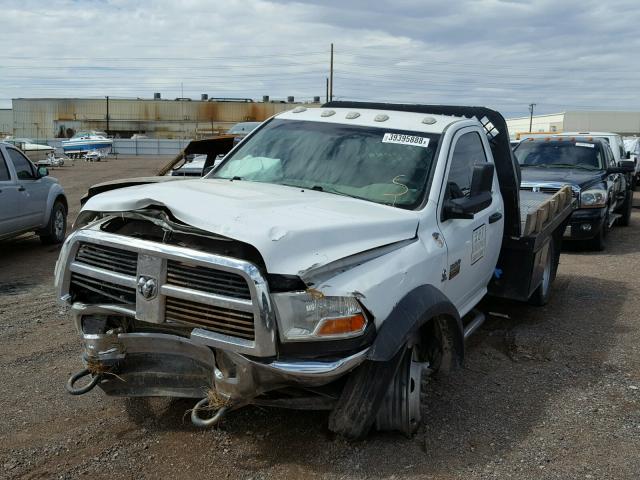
[3, 138, 55, 161]
[62, 131, 112, 158]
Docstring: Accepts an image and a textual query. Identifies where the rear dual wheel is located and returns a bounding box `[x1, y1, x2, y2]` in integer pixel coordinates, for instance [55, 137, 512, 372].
[528, 240, 557, 306]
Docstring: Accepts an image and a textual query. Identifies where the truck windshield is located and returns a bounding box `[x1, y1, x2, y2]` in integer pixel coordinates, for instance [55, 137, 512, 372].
[212, 119, 440, 209]
[514, 141, 603, 170]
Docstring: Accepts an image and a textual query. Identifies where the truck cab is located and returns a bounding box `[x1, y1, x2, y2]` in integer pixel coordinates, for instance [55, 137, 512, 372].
[56, 103, 572, 438]
[557, 131, 638, 187]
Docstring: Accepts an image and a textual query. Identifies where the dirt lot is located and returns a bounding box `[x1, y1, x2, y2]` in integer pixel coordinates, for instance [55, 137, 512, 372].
[1, 156, 639, 479]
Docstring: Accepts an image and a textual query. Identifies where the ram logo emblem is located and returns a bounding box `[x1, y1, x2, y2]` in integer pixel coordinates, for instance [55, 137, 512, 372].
[137, 276, 158, 300]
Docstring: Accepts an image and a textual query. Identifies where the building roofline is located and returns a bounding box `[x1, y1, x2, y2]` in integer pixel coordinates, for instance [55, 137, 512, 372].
[507, 112, 565, 121]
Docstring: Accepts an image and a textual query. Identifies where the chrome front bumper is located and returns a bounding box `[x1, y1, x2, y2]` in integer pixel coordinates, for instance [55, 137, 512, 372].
[72, 304, 368, 401]
[56, 227, 277, 357]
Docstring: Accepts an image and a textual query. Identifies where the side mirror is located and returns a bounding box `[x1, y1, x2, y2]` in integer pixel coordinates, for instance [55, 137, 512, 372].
[608, 160, 636, 174]
[37, 166, 49, 177]
[443, 163, 494, 220]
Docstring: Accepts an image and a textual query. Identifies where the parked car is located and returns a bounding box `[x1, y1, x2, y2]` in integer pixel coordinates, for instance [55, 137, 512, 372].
[557, 132, 638, 188]
[516, 137, 634, 250]
[0, 142, 68, 244]
[57, 104, 574, 438]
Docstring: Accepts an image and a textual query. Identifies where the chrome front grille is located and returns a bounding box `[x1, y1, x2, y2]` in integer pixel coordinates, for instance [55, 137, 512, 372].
[165, 297, 255, 340]
[521, 186, 579, 198]
[57, 228, 276, 356]
[75, 243, 138, 275]
[167, 260, 251, 300]
[70, 272, 136, 304]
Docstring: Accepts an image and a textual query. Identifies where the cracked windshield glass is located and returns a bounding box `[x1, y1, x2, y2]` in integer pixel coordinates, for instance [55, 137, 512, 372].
[213, 119, 440, 209]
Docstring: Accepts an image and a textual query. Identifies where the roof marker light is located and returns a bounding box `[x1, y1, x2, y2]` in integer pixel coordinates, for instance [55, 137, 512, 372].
[321, 110, 336, 117]
[345, 112, 360, 119]
[374, 114, 389, 122]
[292, 106, 307, 113]
[422, 117, 437, 125]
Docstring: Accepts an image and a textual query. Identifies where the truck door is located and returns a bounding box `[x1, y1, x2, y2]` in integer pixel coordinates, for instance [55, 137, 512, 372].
[602, 144, 623, 210]
[6, 147, 49, 230]
[0, 148, 21, 236]
[437, 129, 504, 316]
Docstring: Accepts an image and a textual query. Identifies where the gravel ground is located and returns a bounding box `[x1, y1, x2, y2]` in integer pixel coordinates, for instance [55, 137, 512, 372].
[1, 156, 639, 479]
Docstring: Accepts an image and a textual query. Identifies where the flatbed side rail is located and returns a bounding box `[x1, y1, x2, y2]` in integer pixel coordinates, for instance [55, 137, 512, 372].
[488, 187, 575, 302]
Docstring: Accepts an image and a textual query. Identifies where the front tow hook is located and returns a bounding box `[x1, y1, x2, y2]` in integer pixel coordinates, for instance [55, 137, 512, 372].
[65, 368, 102, 395]
[190, 397, 230, 428]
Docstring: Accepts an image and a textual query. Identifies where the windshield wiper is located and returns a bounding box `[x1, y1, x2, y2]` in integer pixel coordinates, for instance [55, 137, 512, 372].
[549, 163, 597, 170]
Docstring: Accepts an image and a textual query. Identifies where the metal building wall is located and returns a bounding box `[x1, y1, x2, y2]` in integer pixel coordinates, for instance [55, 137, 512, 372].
[507, 111, 640, 138]
[11, 98, 308, 139]
[506, 113, 565, 139]
[563, 111, 640, 136]
[0, 109, 12, 136]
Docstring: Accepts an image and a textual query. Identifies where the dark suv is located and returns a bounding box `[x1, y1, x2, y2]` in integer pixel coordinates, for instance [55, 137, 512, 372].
[515, 137, 634, 250]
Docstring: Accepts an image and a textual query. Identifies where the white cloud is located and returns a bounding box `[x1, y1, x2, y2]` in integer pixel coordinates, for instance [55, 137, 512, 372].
[1, 0, 640, 117]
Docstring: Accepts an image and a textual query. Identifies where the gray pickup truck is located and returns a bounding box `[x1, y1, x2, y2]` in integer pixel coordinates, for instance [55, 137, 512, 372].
[0, 142, 68, 244]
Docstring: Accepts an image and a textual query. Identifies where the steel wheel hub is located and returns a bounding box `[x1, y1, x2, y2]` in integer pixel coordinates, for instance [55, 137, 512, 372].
[375, 349, 431, 436]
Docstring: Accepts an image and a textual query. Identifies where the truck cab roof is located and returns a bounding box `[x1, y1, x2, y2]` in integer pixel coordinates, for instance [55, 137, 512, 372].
[276, 106, 465, 135]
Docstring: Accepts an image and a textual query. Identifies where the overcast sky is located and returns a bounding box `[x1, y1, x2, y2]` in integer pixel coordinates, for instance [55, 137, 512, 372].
[2, 0, 639, 117]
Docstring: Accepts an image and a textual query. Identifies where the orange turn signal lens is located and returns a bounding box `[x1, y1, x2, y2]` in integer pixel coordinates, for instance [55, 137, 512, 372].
[316, 314, 367, 337]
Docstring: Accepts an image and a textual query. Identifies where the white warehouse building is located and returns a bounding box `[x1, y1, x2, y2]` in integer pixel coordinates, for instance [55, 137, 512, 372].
[506, 111, 640, 139]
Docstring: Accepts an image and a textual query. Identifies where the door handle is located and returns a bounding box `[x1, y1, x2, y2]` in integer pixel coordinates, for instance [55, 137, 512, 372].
[489, 212, 502, 224]
[18, 186, 25, 192]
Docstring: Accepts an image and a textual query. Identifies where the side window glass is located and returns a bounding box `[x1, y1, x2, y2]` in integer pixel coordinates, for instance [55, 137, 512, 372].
[608, 147, 616, 167]
[446, 132, 488, 199]
[0, 151, 10, 181]
[7, 149, 35, 180]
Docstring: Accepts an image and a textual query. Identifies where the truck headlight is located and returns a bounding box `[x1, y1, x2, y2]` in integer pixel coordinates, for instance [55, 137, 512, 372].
[72, 210, 103, 231]
[580, 188, 607, 208]
[273, 292, 367, 341]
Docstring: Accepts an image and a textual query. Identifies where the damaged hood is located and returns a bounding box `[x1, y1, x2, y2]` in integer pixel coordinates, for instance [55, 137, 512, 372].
[82, 178, 420, 274]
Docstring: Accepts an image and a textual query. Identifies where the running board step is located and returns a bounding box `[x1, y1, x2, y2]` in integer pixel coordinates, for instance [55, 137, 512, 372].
[463, 309, 486, 340]
[608, 213, 621, 229]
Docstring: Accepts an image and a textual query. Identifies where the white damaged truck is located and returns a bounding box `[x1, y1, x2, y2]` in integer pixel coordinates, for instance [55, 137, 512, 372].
[55, 103, 573, 438]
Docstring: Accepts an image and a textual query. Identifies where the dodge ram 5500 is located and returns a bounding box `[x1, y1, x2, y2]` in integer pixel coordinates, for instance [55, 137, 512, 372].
[55, 103, 573, 438]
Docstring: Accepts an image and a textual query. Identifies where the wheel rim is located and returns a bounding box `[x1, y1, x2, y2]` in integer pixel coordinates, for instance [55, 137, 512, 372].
[540, 248, 552, 296]
[375, 348, 431, 436]
[54, 209, 65, 239]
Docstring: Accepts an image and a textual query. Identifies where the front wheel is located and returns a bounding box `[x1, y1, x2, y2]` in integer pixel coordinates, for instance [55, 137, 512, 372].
[39, 200, 67, 244]
[617, 189, 633, 227]
[589, 218, 608, 251]
[328, 318, 459, 439]
[373, 346, 431, 436]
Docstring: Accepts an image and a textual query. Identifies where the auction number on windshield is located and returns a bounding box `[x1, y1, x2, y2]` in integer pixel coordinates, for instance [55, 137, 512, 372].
[382, 133, 430, 148]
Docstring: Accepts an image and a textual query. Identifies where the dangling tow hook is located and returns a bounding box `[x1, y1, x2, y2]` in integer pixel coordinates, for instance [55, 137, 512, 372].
[65, 368, 102, 395]
[190, 397, 230, 428]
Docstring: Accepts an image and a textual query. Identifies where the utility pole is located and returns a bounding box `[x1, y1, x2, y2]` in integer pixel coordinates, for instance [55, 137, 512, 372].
[325, 77, 329, 103]
[105, 96, 110, 135]
[528, 103, 536, 132]
[329, 43, 334, 102]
